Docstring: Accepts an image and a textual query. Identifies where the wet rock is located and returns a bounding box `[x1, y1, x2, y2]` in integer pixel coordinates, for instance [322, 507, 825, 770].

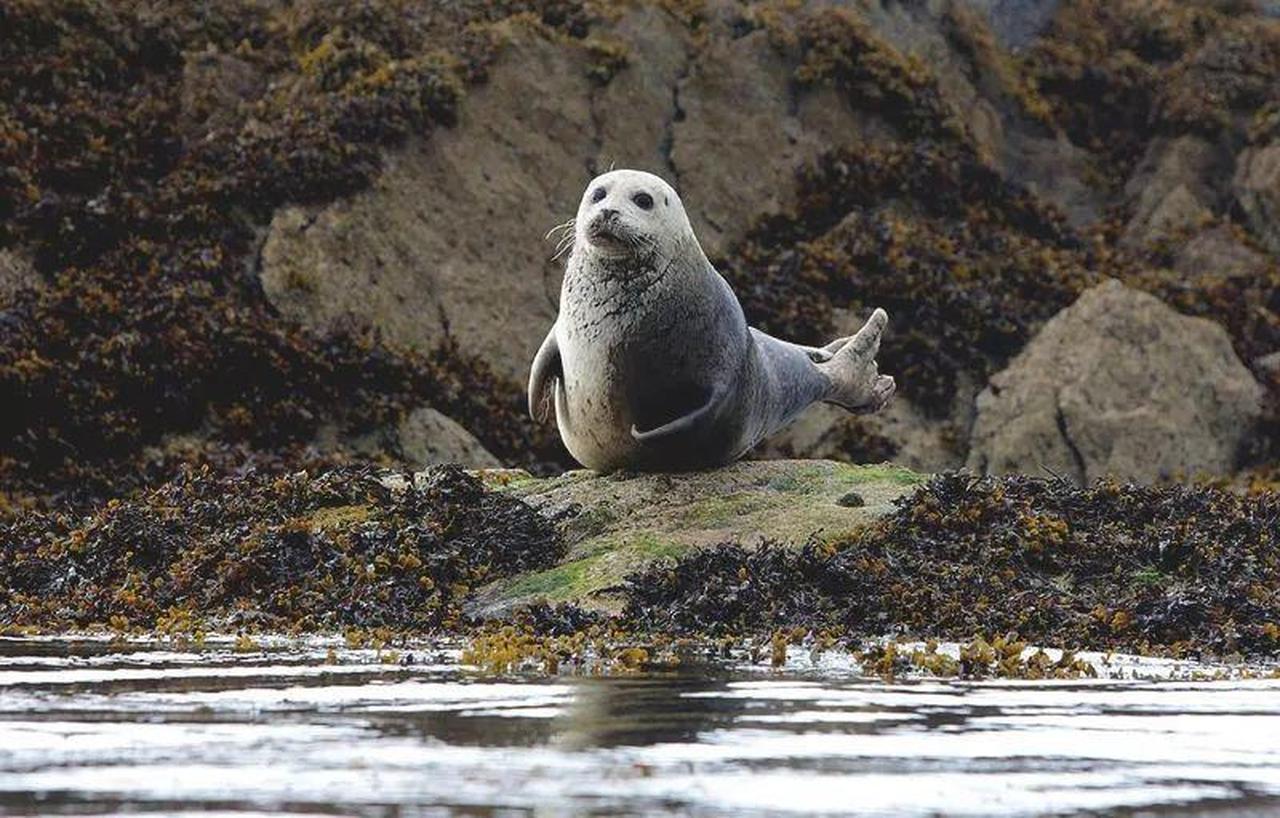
[1233, 144, 1280, 254]
[469, 459, 926, 616]
[968, 280, 1265, 484]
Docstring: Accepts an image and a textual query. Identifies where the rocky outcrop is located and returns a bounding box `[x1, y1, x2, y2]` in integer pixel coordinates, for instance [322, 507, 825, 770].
[256, 10, 880, 381]
[259, 19, 602, 383]
[468, 459, 925, 615]
[968, 280, 1265, 484]
[1234, 144, 1280, 254]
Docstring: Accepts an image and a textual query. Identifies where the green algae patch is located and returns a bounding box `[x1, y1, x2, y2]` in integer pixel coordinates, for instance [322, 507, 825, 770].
[468, 459, 926, 616]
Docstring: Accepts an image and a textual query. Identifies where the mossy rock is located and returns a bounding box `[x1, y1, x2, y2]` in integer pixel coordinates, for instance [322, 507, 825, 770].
[469, 459, 927, 616]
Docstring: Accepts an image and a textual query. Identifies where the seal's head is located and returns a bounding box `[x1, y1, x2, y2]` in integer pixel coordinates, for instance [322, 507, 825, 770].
[573, 169, 693, 262]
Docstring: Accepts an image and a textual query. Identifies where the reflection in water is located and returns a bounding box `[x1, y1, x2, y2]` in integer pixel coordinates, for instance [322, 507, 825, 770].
[1, 637, 1279, 817]
[556, 674, 742, 749]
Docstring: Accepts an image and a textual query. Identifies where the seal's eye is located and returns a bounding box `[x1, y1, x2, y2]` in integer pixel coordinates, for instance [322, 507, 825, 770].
[632, 192, 654, 210]
[590, 187, 606, 203]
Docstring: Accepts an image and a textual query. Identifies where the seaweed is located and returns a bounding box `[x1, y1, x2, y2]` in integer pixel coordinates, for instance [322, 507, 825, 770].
[0, 0, 572, 516]
[0, 464, 563, 633]
[720, 140, 1093, 413]
[622, 473, 1280, 659]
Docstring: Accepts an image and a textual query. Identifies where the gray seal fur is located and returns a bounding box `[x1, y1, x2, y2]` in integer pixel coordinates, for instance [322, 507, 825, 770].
[529, 169, 895, 471]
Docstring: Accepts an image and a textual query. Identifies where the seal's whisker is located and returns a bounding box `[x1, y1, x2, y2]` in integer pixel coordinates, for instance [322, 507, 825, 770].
[551, 240, 574, 262]
[544, 219, 575, 241]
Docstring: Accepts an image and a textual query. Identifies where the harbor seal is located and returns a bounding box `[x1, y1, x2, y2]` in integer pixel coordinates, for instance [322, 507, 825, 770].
[529, 169, 895, 471]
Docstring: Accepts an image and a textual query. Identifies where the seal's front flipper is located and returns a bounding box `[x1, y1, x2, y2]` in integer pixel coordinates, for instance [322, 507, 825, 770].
[528, 326, 561, 423]
[630, 384, 726, 443]
[818, 308, 896, 414]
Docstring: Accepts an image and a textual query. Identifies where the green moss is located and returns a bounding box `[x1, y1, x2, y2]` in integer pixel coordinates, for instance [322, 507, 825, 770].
[678, 493, 769, 527]
[502, 532, 686, 603]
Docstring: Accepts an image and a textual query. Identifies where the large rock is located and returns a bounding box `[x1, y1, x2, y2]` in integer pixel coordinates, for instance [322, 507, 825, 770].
[968, 280, 1265, 484]
[670, 29, 867, 258]
[259, 19, 606, 384]
[1234, 144, 1280, 254]
[467, 459, 926, 615]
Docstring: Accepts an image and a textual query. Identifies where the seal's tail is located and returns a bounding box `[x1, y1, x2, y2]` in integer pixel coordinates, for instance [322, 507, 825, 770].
[817, 308, 896, 414]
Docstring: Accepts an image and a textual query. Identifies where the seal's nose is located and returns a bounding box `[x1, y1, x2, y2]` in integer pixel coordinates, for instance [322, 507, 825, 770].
[599, 207, 618, 220]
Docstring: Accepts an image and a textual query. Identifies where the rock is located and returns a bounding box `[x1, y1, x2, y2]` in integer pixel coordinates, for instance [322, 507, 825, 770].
[591, 5, 690, 174]
[468, 459, 926, 615]
[967, 0, 1061, 50]
[259, 18, 600, 383]
[179, 49, 263, 141]
[312, 405, 499, 468]
[968, 280, 1265, 484]
[397, 407, 500, 468]
[1234, 144, 1280, 254]
[1123, 136, 1225, 246]
[0, 248, 39, 303]
[671, 29, 867, 258]
[1173, 224, 1271, 280]
[1256, 351, 1280, 383]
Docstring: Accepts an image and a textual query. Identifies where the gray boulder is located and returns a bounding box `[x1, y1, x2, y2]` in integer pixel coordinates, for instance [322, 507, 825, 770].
[396, 407, 500, 469]
[968, 280, 1265, 484]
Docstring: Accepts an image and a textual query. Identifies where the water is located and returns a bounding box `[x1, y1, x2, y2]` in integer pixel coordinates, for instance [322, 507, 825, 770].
[3, 636, 1280, 817]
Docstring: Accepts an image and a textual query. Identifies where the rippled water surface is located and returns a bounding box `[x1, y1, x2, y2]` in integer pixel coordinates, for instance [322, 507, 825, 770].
[3, 637, 1280, 816]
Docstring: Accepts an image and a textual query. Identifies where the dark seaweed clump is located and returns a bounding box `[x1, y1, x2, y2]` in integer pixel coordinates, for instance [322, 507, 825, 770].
[623, 473, 1280, 658]
[721, 140, 1095, 412]
[0, 464, 563, 633]
[0, 0, 575, 516]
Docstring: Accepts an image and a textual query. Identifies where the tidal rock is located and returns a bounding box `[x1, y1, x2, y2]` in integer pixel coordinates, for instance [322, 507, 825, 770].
[968, 280, 1265, 484]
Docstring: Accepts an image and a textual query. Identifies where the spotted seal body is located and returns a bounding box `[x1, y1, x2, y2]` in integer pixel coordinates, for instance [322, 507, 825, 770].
[529, 169, 895, 471]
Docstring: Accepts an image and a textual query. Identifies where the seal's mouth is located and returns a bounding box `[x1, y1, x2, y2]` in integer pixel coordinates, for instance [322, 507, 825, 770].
[586, 214, 633, 253]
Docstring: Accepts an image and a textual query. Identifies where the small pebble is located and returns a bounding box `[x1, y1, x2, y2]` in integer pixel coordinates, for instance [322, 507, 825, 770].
[837, 491, 865, 508]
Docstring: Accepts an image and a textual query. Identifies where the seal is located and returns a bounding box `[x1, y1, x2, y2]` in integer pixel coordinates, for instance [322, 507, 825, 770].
[529, 169, 895, 471]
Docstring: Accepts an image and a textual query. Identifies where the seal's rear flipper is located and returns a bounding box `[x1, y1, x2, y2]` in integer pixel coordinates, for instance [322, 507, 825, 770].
[631, 384, 727, 443]
[818, 308, 896, 414]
